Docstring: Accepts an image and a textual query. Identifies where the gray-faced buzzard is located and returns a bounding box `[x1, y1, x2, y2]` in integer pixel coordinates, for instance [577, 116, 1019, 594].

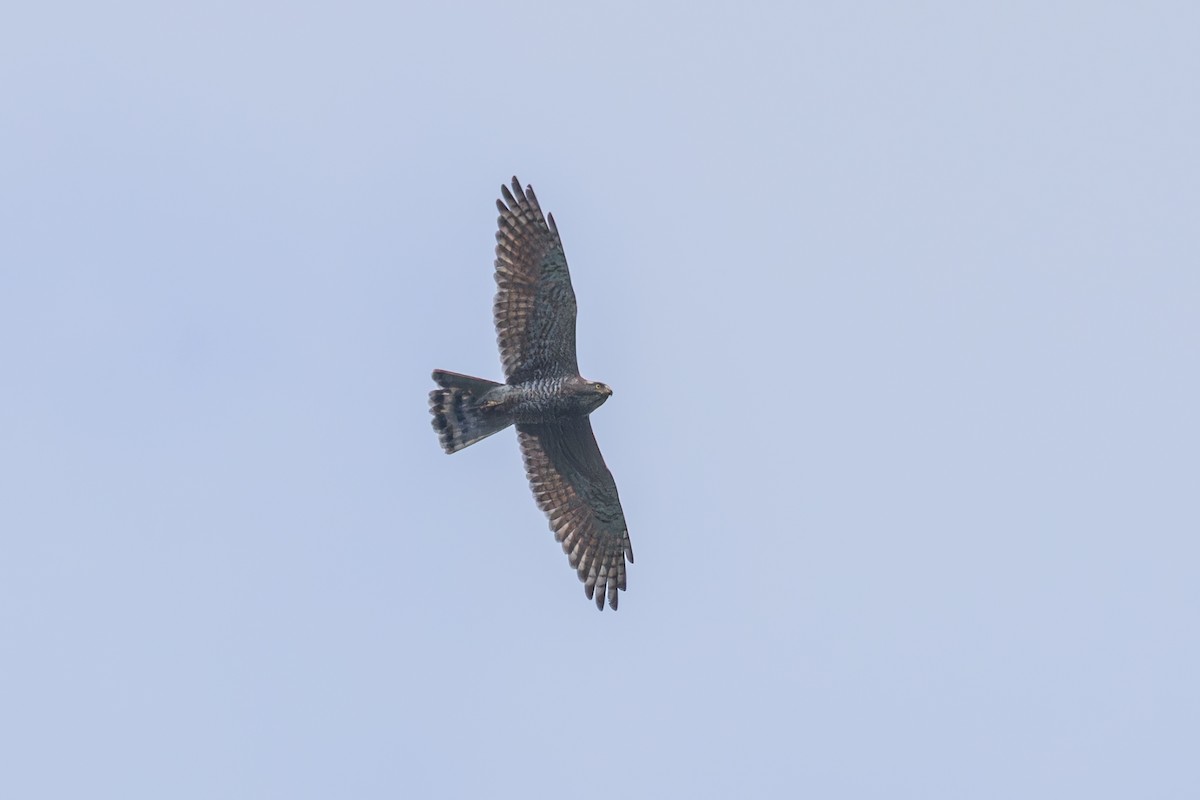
[429, 177, 633, 610]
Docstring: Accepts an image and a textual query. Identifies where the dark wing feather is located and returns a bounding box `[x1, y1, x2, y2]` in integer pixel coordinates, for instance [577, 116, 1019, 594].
[517, 418, 633, 610]
[494, 177, 580, 383]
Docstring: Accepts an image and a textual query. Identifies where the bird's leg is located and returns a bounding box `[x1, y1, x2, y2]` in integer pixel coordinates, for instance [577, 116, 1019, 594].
[475, 387, 511, 413]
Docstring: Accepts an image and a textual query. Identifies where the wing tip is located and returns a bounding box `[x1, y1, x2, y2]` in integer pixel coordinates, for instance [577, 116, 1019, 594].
[509, 176, 528, 204]
[500, 175, 542, 213]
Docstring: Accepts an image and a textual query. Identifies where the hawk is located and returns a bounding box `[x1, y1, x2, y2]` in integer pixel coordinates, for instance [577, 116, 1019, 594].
[429, 177, 633, 610]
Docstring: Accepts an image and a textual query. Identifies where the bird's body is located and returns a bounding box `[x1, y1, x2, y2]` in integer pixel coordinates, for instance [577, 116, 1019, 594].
[483, 376, 610, 421]
[429, 178, 632, 610]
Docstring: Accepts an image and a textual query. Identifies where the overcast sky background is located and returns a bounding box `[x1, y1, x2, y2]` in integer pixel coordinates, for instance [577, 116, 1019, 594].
[2, 2, 1198, 798]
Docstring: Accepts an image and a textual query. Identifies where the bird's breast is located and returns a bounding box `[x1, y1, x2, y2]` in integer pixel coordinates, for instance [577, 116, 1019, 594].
[508, 377, 590, 424]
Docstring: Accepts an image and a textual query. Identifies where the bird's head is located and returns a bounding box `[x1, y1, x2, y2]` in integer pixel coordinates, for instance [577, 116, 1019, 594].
[578, 379, 613, 413]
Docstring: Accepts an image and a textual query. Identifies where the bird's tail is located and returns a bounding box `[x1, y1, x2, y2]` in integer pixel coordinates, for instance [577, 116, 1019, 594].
[429, 370, 511, 453]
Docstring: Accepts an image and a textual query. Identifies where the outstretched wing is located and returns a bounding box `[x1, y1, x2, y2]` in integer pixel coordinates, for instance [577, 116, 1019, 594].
[494, 177, 579, 383]
[517, 418, 633, 610]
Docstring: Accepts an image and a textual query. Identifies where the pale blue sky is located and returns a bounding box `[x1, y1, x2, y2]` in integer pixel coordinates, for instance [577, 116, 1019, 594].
[2, 2, 1198, 798]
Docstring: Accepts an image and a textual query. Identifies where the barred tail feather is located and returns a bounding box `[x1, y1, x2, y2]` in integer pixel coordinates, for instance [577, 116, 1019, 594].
[429, 370, 510, 453]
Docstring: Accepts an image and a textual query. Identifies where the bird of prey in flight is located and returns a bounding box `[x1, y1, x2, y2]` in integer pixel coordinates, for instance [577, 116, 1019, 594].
[429, 177, 633, 610]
